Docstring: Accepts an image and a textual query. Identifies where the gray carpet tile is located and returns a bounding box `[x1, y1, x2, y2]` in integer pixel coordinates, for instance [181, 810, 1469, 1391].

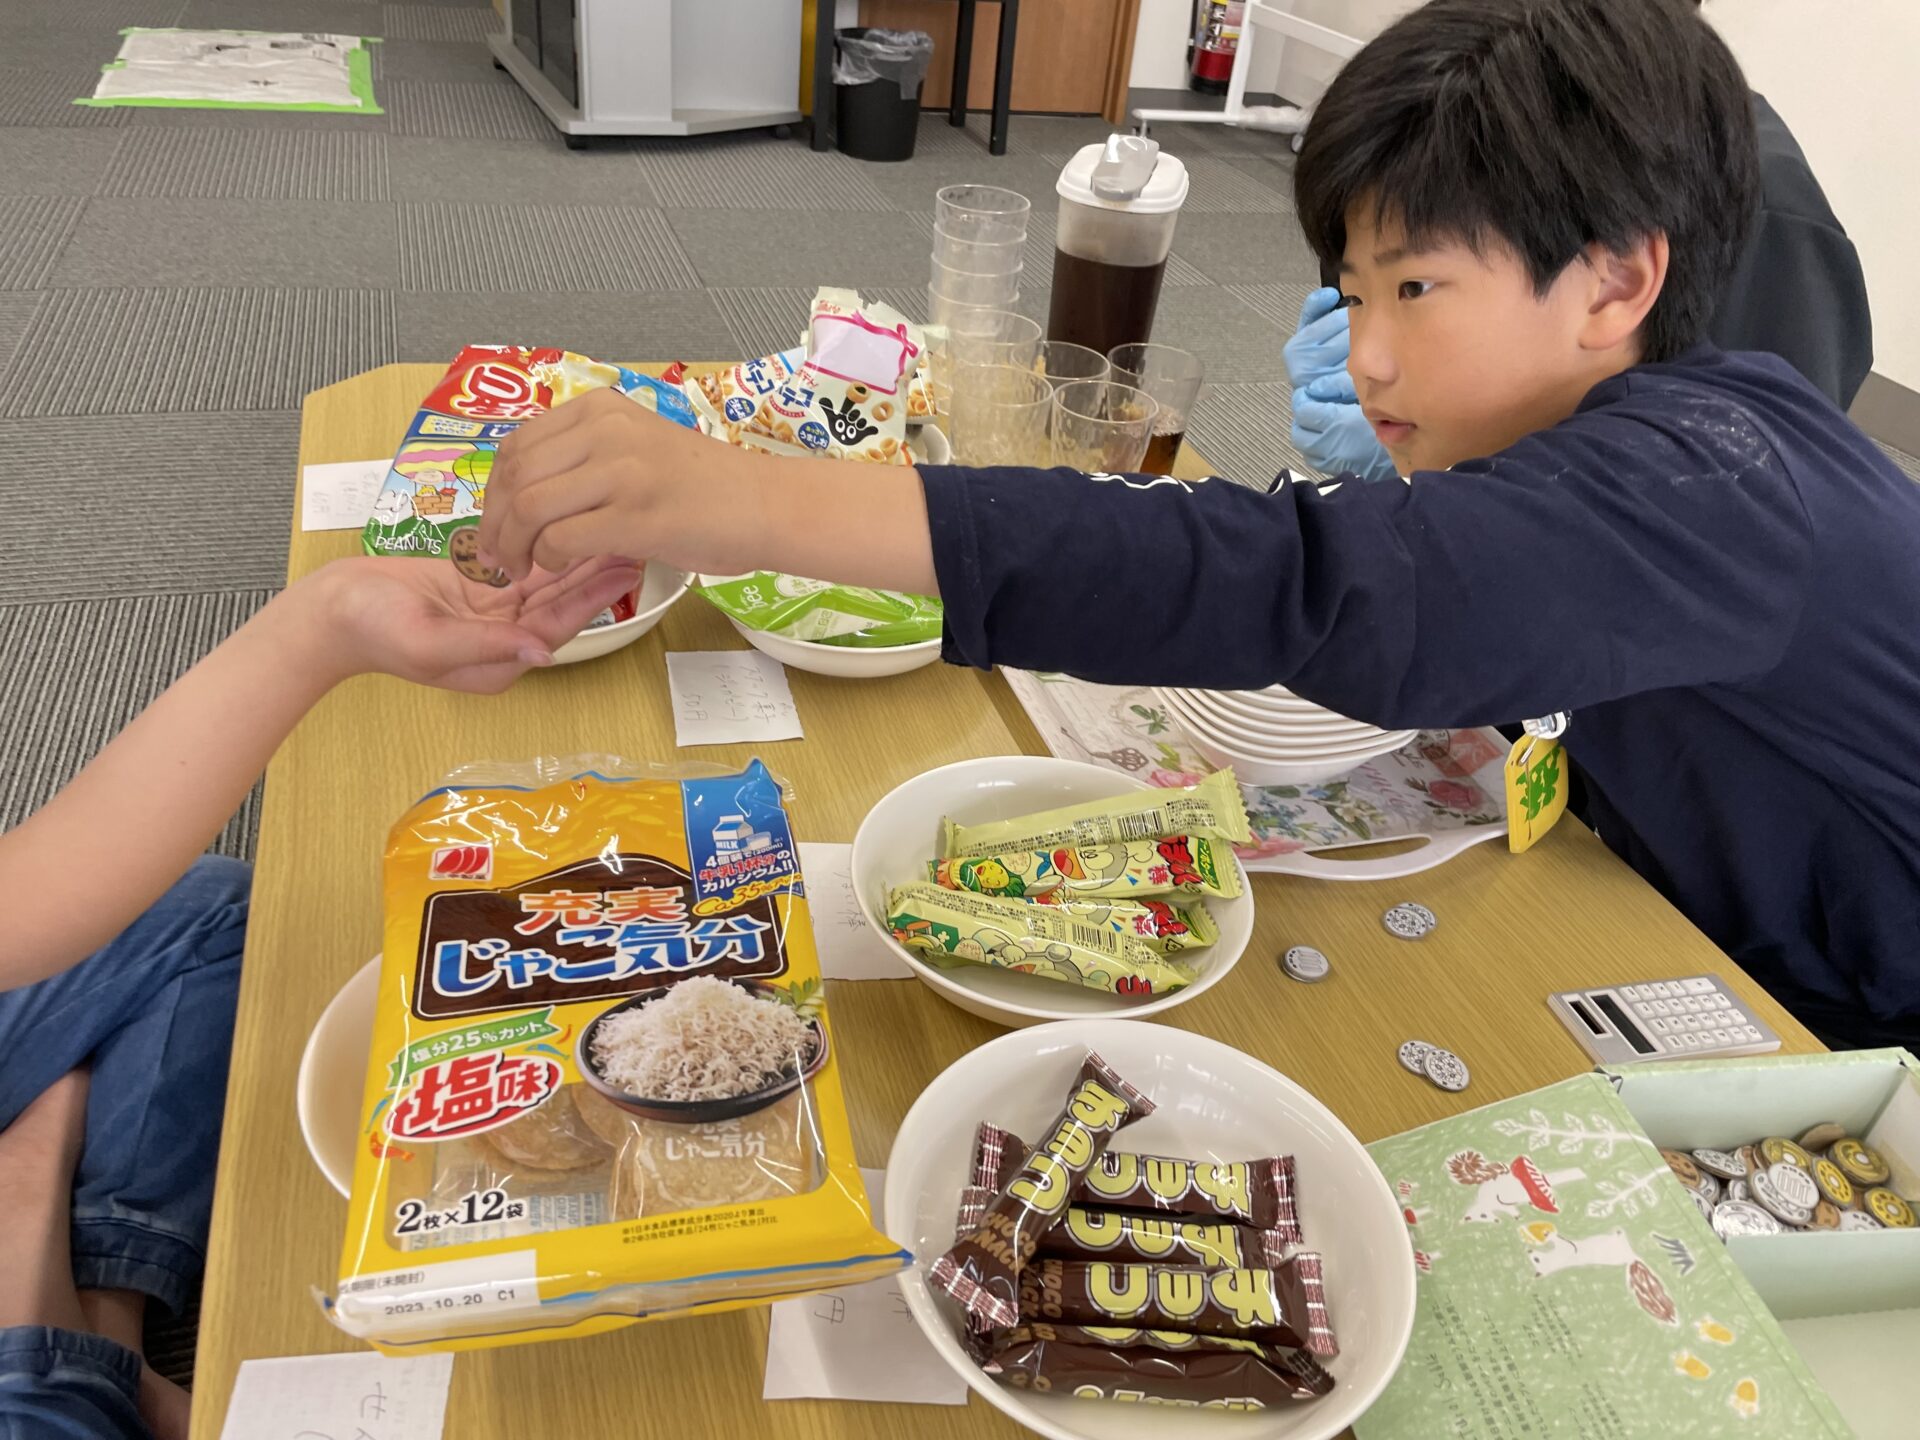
[373, 37, 497, 83]
[1224, 151, 1297, 193]
[1182, 380, 1311, 487]
[663, 207, 932, 287]
[0, 20, 149, 71]
[0, 292, 46, 375]
[1877, 439, 1920, 482]
[117, 100, 391, 132]
[0, 589, 273, 858]
[632, 136, 891, 212]
[0, 287, 396, 417]
[1165, 208, 1321, 286]
[708, 286, 817, 359]
[13, 0, 189, 18]
[1181, 154, 1292, 215]
[394, 288, 738, 364]
[0, 67, 128, 128]
[858, 150, 1067, 214]
[386, 77, 551, 140]
[387, 134, 653, 205]
[1147, 284, 1290, 381]
[903, 111, 1116, 159]
[0, 128, 127, 196]
[1225, 280, 1314, 332]
[0, 410, 297, 604]
[99, 127, 389, 200]
[0, 195, 86, 287]
[50, 197, 401, 287]
[175, 0, 383, 31]
[382, 3, 499, 41]
[398, 202, 699, 291]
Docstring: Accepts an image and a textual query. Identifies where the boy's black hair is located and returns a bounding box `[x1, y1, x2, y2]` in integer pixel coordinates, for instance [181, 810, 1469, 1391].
[1294, 0, 1758, 362]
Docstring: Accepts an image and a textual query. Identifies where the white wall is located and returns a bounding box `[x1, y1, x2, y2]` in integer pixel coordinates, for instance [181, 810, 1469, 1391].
[1707, 0, 1920, 392]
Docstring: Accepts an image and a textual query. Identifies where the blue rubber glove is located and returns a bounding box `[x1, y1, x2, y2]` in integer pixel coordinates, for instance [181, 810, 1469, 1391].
[1291, 371, 1401, 481]
[1281, 285, 1353, 389]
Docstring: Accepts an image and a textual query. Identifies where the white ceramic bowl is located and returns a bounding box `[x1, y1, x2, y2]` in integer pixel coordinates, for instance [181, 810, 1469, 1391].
[1159, 690, 1414, 760]
[297, 955, 382, 1198]
[552, 562, 690, 665]
[885, 1019, 1416, 1440]
[1169, 688, 1381, 736]
[850, 757, 1252, 1027]
[727, 619, 944, 678]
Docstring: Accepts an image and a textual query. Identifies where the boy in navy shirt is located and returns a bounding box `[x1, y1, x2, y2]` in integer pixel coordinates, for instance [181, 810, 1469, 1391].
[476, 0, 1920, 1048]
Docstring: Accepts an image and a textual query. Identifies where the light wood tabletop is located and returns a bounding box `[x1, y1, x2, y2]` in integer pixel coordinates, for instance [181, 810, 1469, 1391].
[189, 364, 1822, 1440]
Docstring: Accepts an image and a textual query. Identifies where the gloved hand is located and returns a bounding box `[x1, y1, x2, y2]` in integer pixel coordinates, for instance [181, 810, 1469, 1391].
[1283, 288, 1399, 480]
[1291, 370, 1400, 481]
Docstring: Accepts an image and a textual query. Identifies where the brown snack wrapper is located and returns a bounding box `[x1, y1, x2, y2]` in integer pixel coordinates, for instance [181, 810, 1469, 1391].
[995, 1321, 1319, 1370]
[1017, 1256, 1338, 1357]
[1041, 1205, 1292, 1270]
[974, 1122, 1302, 1244]
[930, 1053, 1153, 1329]
[984, 1333, 1335, 1407]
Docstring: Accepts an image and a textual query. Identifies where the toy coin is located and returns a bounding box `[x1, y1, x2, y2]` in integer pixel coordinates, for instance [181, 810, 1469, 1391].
[1767, 1161, 1818, 1212]
[1692, 1148, 1747, 1181]
[1398, 1040, 1437, 1076]
[1808, 1199, 1841, 1231]
[448, 525, 511, 588]
[1711, 1200, 1782, 1239]
[1661, 1149, 1703, 1189]
[1422, 1048, 1471, 1093]
[1281, 945, 1330, 983]
[1758, 1136, 1812, 1171]
[1736, 1144, 1763, 1177]
[1838, 1208, 1883, 1232]
[1796, 1121, 1847, 1152]
[1726, 1178, 1751, 1205]
[1829, 1138, 1891, 1187]
[1749, 1166, 1811, 1228]
[1811, 1158, 1854, 1208]
[1863, 1188, 1915, 1229]
[1382, 902, 1438, 940]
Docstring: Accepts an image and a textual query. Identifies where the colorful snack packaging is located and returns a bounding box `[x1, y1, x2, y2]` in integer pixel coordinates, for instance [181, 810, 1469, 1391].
[975, 1122, 1302, 1243]
[932, 835, 1242, 902]
[941, 769, 1251, 858]
[884, 883, 1198, 997]
[362, 346, 698, 564]
[326, 757, 905, 1353]
[1017, 1257, 1338, 1357]
[985, 1333, 1335, 1407]
[694, 572, 942, 648]
[683, 289, 923, 464]
[930, 1053, 1152, 1329]
[1026, 893, 1218, 954]
[992, 1321, 1326, 1371]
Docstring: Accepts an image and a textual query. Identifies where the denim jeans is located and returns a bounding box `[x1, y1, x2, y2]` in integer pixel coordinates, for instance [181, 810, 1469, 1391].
[0, 856, 249, 1440]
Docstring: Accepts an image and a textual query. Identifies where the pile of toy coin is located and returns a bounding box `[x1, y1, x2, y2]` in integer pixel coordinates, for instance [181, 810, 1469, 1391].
[1662, 1125, 1916, 1237]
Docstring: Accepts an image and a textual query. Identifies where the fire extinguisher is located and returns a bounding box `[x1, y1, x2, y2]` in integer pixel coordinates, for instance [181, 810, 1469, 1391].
[1190, 0, 1243, 95]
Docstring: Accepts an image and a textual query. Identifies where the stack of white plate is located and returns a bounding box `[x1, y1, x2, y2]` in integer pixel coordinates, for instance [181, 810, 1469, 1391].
[1153, 685, 1417, 786]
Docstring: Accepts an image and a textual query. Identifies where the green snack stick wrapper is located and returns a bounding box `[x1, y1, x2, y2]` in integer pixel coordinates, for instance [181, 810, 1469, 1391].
[1027, 892, 1218, 953]
[696, 570, 942, 648]
[930, 835, 1242, 902]
[941, 769, 1251, 857]
[885, 882, 1198, 996]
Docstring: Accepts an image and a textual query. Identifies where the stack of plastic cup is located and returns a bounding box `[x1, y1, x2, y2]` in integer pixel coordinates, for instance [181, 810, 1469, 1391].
[929, 186, 1031, 423]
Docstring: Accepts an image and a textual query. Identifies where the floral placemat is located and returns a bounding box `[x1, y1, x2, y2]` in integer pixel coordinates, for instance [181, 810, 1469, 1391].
[1002, 671, 1509, 872]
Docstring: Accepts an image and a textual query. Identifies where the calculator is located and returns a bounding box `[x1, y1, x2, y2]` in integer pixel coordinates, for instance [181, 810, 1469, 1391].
[1547, 975, 1782, 1064]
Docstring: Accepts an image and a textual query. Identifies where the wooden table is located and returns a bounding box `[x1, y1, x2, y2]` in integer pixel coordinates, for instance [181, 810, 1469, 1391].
[190, 365, 1821, 1440]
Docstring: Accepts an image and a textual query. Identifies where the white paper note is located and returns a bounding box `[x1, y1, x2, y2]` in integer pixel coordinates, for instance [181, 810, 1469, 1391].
[666, 650, 803, 746]
[764, 1168, 968, 1405]
[217, 1352, 453, 1440]
[301, 459, 390, 532]
[798, 842, 914, 981]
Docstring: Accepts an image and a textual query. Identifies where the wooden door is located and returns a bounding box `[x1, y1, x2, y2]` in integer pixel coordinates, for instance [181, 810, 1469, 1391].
[857, 0, 1141, 120]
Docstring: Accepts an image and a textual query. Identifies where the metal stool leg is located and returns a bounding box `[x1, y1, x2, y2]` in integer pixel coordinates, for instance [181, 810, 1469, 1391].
[811, 0, 834, 150]
[990, 0, 1017, 155]
[951, 0, 976, 127]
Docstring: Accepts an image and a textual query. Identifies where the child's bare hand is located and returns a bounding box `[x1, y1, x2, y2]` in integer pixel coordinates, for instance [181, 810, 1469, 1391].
[302, 554, 642, 693]
[476, 388, 752, 584]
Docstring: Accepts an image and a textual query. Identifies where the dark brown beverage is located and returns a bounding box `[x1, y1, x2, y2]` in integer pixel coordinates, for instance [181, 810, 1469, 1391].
[1047, 249, 1168, 359]
[1141, 428, 1186, 475]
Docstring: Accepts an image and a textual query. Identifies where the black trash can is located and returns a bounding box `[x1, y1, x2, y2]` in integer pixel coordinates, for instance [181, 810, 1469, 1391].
[834, 27, 934, 162]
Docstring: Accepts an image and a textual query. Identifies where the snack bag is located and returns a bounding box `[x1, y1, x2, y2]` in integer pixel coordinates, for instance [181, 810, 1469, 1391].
[695, 572, 943, 648]
[361, 346, 699, 564]
[326, 758, 905, 1353]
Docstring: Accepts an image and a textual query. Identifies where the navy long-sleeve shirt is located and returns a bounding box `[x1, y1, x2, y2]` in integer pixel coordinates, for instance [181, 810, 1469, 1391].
[920, 346, 1920, 1046]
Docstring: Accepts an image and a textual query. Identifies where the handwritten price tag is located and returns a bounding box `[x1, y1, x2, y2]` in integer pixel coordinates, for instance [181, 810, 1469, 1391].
[666, 650, 803, 746]
[300, 460, 390, 532]
[217, 1352, 453, 1440]
[797, 842, 914, 980]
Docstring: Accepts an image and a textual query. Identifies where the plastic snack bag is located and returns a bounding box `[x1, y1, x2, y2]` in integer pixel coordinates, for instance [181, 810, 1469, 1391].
[325, 757, 905, 1353]
[361, 346, 699, 564]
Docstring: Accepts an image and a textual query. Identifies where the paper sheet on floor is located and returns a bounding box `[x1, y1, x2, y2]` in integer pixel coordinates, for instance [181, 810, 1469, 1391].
[301, 459, 389, 532]
[82, 31, 381, 113]
[763, 1167, 968, 1405]
[798, 842, 914, 980]
[666, 650, 803, 746]
[218, 1352, 452, 1440]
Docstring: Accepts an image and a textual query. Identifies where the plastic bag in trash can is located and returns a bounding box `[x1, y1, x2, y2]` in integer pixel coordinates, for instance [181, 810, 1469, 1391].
[834, 29, 936, 101]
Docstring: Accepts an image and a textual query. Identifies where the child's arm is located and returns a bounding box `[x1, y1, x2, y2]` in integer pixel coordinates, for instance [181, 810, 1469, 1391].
[0, 554, 639, 991]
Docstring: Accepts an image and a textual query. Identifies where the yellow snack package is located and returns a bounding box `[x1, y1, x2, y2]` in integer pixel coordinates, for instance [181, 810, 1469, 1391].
[326, 757, 905, 1353]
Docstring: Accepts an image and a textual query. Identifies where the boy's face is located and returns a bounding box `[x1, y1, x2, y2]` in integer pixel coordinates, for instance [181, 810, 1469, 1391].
[1338, 207, 1623, 474]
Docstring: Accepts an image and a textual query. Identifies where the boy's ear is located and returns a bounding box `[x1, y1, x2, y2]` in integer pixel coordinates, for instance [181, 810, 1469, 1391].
[1578, 233, 1669, 357]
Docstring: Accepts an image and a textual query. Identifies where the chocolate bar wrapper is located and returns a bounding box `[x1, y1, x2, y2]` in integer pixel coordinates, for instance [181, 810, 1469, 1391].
[932, 835, 1242, 902]
[885, 883, 1198, 997]
[930, 1053, 1153, 1329]
[993, 1322, 1322, 1371]
[941, 769, 1251, 857]
[974, 1123, 1302, 1244]
[1027, 893, 1218, 954]
[985, 1334, 1336, 1407]
[1041, 1206, 1291, 1270]
[1018, 1257, 1338, 1357]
